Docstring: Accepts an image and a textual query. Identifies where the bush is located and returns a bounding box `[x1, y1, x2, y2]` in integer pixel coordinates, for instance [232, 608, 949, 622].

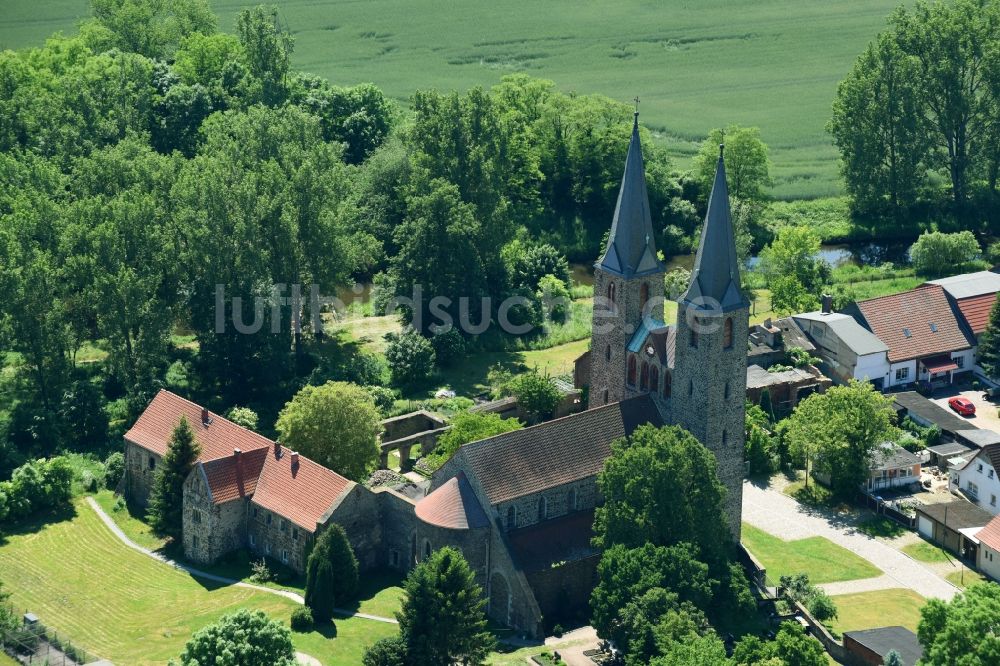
[537, 274, 571, 324]
[384, 329, 436, 387]
[910, 231, 981, 277]
[80, 470, 98, 493]
[429, 328, 467, 367]
[364, 385, 396, 415]
[250, 558, 274, 583]
[510, 370, 562, 421]
[2, 457, 75, 520]
[807, 589, 838, 621]
[104, 451, 125, 489]
[290, 606, 314, 632]
[225, 406, 259, 431]
[362, 635, 408, 666]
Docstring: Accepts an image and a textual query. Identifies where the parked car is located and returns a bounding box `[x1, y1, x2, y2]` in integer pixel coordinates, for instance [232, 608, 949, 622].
[948, 396, 976, 416]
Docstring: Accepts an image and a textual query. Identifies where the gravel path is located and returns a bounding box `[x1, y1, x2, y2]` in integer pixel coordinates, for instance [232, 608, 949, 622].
[85, 496, 398, 624]
[742, 481, 959, 601]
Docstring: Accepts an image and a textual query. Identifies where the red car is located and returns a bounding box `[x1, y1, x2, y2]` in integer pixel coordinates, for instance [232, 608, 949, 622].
[948, 396, 976, 416]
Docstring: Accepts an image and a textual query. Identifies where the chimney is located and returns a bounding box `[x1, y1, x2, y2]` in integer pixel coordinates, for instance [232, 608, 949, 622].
[201, 407, 210, 426]
[233, 447, 241, 460]
[274, 440, 281, 458]
[821, 294, 833, 314]
[290, 452, 299, 467]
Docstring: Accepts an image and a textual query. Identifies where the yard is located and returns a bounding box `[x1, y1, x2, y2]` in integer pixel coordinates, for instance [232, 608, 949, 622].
[824, 589, 926, 639]
[0, 499, 399, 665]
[741, 524, 882, 584]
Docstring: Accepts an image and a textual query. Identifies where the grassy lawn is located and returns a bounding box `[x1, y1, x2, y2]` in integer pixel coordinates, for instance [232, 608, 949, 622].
[856, 516, 908, 539]
[0, 499, 398, 665]
[93, 489, 168, 551]
[825, 589, 925, 638]
[947, 569, 986, 589]
[902, 539, 955, 565]
[741, 524, 882, 584]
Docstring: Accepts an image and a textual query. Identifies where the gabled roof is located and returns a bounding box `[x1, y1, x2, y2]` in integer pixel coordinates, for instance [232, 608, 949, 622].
[458, 395, 663, 505]
[125, 389, 273, 462]
[848, 285, 974, 363]
[843, 626, 923, 666]
[200, 447, 269, 504]
[927, 270, 1000, 300]
[916, 499, 993, 531]
[972, 443, 1000, 472]
[415, 473, 489, 530]
[977, 514, 1000, 552]
[626, 320, 676, 367]
[251, 448, 354, 533]
[596, 114, 664, 278]
[953, 292, 997, 335]
[956, 429, 1000, 448]
[682, 145, 749, 313]
[872, 442, 920, 471]
[794, 311, 889, 356]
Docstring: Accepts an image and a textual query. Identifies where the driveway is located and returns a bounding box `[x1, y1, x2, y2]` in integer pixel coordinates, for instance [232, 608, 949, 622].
[742, 481, 958, 601]
[930, 386, 1000, 432]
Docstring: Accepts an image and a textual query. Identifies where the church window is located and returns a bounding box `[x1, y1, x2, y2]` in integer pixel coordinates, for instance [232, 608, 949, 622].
[688, 380, 694, 396]
[662, 372, 671, 398]
[192, 535, 199, 549]
[640, 363, 649, 391]
[249, 533, 255, 547]
[627, 356, 637, 386]
[506, 506, 517, 530]
[605, 345, 611, 361]
[192, 509, 202, 524]
[538, 496, 548, 521]
[650, 367, 659, 394]
[722, 430, 728, 447]
[640, 283, 650, 311]
[568, 488, 577, 511]
[724, 318, 733, 349]
[689, 327, 698, 348]
[602, 389, 609, 404]
[607, 282, 616, 305]
[424, 540, 432, 559]
[148, 455, 156, 470]
[724, 382, 730, 400]
[281, 549, 288, 564]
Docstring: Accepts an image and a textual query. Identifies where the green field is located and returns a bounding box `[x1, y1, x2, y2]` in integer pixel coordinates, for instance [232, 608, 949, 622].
[0, 0, 901, 198]
[825, 589, 925, 638]
[742, 523, 882, 585]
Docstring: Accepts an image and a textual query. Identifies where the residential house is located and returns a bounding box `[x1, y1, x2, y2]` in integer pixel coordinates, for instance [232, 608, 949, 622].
[844, 285, 976, 388]
[867, 443, 921, 492]
[952, 444, 1000, 515]
[975, 513, 1000, 582]
[793, 310, 890, 388]
[926, 270, 1000, 346]
[915, 500, 993, 560]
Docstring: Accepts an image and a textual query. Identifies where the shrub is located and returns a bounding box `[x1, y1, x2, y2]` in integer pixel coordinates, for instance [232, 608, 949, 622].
[807, 589, 838, 621]
[364, 385, 396, 415]
[510, 370, 562, 421]
[290, 606, 314, 632]
[537, 274, 571, 324]
[910, 231, 981, 277]
[429, 328, 467, 367]
[250, 558, 274, 583]
[80, 470, 98, 493]
[225, 406, 259, 431]
[362, 635, 408, 666]
[176, 608, 295, 666]
[384, 329, 436, 387]
[104, 451, 125, 489]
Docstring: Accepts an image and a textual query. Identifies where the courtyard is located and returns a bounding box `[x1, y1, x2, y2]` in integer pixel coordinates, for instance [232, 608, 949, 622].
[930, 385, 1000, 433]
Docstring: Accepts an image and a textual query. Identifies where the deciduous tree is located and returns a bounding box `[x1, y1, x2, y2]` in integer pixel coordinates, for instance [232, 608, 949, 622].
[693, 125, 771, 203]
[918, 583, 1000, 665]
[978, 294, 1000, 380]
[175, 608, 294, 666]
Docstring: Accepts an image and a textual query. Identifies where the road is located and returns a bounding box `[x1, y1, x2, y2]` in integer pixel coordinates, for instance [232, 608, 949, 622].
[742, 481, 959, 601]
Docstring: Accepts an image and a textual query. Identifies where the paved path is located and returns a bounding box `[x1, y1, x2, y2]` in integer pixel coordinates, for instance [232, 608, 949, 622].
[85, 497, 398, 624]
[742, 481, 959, 601]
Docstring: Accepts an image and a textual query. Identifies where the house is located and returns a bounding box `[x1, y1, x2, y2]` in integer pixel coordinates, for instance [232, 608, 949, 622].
[745, 364, 830, 411]
[915, 500, 993, 560]
[926, 270, 1000, 344]
[747, 316, 816, 369]
[867, 443, 921, 492]
[844, 285, 976, 388]
[975, 513, 1000, 582]
[951, 444, 1000, 515]
[843, 626, 923, 666]
[793, 310, 890, 388]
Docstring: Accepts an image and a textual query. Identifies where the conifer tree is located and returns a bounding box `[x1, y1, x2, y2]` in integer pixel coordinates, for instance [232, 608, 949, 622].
[396, 547, 495, 666]
[147, 416, 200, 539]
[978, 294, 1000, 380]
[305, 524, 359, 623]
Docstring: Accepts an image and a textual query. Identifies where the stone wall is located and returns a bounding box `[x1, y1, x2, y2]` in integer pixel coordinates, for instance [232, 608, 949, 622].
[124, 441, 160, 507]
[414, 521, 491, 590]
[523, 554, 600, 632]
[247, 502, 313, 573]
[324, 485, 383, 571]
[375, 488, 419, 572]
[487, 528, 545, 639]
[381, 411, 447, 442]
[182, 469, 247, 566]
[494, 478, 599, 532]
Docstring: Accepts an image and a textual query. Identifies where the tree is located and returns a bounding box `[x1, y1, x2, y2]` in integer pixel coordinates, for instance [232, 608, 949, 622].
[275, 382, 381, 482]
[510, 369, 562, 421]
[147, 416, 200, 538]
[978, 294, 1000, 380]
[503, 240, 570, 291]
[396, 547, 495, 665]
[884, 649, 903, 666]
[235, 4, 293, 106]
[770, 275, 820, 317]
[428, 411, 522, 468]
[783, 381, 898, 496]
[650, 633, 729, 666]
[85, 0, 216, 59]
[745, 404, 776, 476]
[593, 425, 731, 566]
[919, 583, 1000, 665]
[829, 33, 930, 218]
[175, 608, 294, 666]
[304, 524, 359, 623]
[758, 226, 828, 307]
[693, 125, 771, 203]
[909, 231, 981, 277]
[225, 406, 259, 431]
[362, 636, 409, 666]
[104, 451, 125, 489]
[537, 274, 571, 324]
[384, 329, 436, 387]
[731, 622, 826, 666]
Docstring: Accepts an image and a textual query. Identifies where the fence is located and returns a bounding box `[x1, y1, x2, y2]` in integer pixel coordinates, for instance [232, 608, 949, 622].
[858, 491, 917, 530]
[1, 605, 99, 665]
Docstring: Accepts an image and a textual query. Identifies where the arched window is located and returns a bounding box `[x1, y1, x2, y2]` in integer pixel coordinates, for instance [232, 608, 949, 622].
[607, 282, 616, 305]
[640, 283, 650, 311]
[605, 345, 611, 361]
[506, 506, 517, 530]
[724, 317, 734, 349]
[722, 430, 728, 447]
[568, 487, 577, 512]
[640, 363, 649, 391]
[724, 381, 730, 400]
[602, 389, 609, 404]
[650, 366, 659, 394]
[688, 379, 694, 396]
[423, 539, 432, 559]
[662, 371, 671, 398]
[538, 496, 547, 522]
[627, 356, 637, 386]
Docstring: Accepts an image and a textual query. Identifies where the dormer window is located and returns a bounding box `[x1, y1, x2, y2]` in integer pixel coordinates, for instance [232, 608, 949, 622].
[930, 323, 938, 333]
[903, 328, 912, 338]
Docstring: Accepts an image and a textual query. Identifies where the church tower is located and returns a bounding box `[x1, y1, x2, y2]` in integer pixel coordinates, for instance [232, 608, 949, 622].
[672, 146, 750, 539]
[588, 113, 666, 407]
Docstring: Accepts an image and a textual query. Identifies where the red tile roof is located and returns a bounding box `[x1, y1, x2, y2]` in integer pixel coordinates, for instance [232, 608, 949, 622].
[977, 514, 1000, 552]
[201, 447, 269, 504]
[125, 390, 272, 462]
[955, 293, 997, 335]
[415, 473, 489, 530]
[251, 449, 353, 532]
[852, 285, 973, 363]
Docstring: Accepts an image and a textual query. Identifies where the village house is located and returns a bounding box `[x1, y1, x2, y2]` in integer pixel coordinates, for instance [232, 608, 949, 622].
[915, 500, 993, 561]
[843, 285, 977, 389]
[951, 444, 1000, 515]
[974, 513, 1000, 582]
[866, 443, 922, 493]
[926, 270, 1000, 348]
[793, 309, 890, 388]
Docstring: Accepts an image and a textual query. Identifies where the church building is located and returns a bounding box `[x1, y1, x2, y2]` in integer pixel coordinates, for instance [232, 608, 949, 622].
[123, 111, 749, 638]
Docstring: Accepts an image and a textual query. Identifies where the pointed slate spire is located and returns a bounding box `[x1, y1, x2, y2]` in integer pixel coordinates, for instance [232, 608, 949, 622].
[682, 145, 749, 312]
[596, 112, 664, 278]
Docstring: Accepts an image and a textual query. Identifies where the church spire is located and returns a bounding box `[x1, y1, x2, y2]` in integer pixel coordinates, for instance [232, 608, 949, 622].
[681, 145, 749, 312]
[595, 112, 663, 278]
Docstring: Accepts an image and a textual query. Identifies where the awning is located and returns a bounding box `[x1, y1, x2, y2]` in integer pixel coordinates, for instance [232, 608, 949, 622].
[960, 526, 983, 544]
[922, 355, 959, 374]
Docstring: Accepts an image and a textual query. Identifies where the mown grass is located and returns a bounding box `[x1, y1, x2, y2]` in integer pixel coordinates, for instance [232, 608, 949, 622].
[0, 499, 398, 665]
[741, 523, 882, 585]
[902, 539, 955, 565]
[825, 589, 925, 639]
[946, 569, 986, 589]
[0, 0, 902, 198]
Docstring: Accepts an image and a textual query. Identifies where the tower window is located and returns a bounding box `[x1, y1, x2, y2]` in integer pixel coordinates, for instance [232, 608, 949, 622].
[650, 366, 659, 394]
[607, 282, 616, 305]
[724, 382, 730, 400]
[689, 328, 698, 348]
[538, 496, 547, 522]
[605, 345, 611, 361]
[724, 318, 734, 349]
[663, 371, 671, 398]
[688, 380, 694, 396]
[602, 389, 609, 404]
[627, 356, 637, 386]
[640, 363, 649, 391]
[640, 283, 650, 311]
[722, 430, 728, 447]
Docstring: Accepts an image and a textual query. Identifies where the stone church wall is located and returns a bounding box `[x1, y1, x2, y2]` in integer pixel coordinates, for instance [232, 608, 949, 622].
[375, 488, 418, 572]
[124, 441, 159, 507]
[324, 485, 383, 571]
[495, 478, 598, 532]
[524, 554, 600, 632]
